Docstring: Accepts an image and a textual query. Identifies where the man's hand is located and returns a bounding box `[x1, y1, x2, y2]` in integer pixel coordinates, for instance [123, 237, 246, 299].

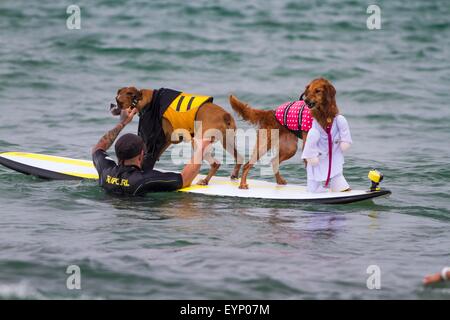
[180, 138, 213, 188]
[92, 108, 138, 155]
[120, 108, 138, 126]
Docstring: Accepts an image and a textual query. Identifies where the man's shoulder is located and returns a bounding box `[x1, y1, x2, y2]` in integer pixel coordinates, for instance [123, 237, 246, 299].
[93, 149, 114, 161]
[92, 149, 117, 174]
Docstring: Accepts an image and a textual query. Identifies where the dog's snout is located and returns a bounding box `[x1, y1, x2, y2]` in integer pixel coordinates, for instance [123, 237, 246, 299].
[304, 98, 315, 108]
[110, 103, 121, 116]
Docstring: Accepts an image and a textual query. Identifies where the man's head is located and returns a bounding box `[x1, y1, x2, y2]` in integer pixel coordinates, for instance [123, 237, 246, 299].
[115, 133, 145, 166]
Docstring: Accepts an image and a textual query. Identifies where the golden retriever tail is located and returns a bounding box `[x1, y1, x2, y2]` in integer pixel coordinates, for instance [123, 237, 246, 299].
[229, 95, 271, 126]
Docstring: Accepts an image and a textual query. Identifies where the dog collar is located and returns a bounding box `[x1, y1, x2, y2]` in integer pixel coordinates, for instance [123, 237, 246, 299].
[131, 96, 139, 109]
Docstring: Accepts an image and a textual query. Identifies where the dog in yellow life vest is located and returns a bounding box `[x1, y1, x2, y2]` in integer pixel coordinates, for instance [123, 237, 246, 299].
[111, 87, 243, 186]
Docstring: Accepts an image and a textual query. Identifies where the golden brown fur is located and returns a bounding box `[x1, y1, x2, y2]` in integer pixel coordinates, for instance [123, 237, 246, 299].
[229, 78, 338, 189]
[113, 87, 243, 185]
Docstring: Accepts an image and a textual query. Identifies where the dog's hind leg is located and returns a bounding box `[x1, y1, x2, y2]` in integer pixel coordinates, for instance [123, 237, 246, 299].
[219, 112, 243, 180]
[239, 131, 271, 189]
[222, 130, 243, 180]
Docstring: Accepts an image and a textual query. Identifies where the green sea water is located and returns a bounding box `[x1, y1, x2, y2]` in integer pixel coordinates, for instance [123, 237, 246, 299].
[0, 0, 449, 299]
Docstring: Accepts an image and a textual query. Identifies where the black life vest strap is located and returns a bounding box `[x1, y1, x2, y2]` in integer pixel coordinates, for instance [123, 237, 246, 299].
[282, 102, 295, 127]
[297, 104, 305, 132]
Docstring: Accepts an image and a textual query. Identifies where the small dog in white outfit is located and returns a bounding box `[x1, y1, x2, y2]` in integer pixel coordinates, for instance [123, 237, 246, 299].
[300, 78, 352, 193]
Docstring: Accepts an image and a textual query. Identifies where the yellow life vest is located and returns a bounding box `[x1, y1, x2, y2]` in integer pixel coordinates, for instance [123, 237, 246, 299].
[163, 92, 213, 134]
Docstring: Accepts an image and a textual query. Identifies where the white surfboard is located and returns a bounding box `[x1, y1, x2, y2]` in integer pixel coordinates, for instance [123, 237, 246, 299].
[0, 152, 391, 204]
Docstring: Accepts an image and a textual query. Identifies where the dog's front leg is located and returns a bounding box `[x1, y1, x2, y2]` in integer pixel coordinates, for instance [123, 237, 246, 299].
[196, 143, 220, 185]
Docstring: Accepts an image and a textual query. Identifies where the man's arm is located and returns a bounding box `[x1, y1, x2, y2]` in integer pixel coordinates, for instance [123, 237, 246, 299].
[92, 109, 138, 155]
[423, 267, 450, 285]
[180, 138, 212, 188]
[136, 138, 211, 194]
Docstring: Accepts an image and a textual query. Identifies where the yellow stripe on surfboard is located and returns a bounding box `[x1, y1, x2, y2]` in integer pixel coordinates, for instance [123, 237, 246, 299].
[179, 184, 208, 192]
[61, 172, 99, 179]
[0, 152, 95, 168]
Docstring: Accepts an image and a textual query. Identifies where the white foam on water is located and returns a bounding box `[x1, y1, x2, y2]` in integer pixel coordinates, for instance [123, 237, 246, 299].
[0, 281, 45, 300]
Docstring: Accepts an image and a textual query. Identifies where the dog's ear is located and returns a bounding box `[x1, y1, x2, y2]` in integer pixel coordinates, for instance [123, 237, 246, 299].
[325, 82, 339, 116]
[327, 83, 336, 99]
[324, 83, 336, 105]
[127, 87, 142, 99]
[117, 87, 126, 96]
[300, 84, 310, 100]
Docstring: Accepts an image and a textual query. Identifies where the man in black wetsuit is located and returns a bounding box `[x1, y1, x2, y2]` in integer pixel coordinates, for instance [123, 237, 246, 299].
[92, 109, 210, 196]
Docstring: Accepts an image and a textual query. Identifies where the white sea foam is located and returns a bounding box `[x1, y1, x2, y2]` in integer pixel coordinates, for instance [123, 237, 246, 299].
[0, 281, 45, 300]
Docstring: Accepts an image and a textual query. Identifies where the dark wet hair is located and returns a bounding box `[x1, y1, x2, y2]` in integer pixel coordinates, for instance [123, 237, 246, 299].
[115, 133, 144, 161]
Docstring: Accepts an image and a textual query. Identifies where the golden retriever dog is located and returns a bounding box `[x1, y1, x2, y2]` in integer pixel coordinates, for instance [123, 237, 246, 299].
[229, 78, 337, 189]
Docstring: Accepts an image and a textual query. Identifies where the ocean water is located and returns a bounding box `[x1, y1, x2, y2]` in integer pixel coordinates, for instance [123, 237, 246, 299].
[0, 0, 449, 299]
